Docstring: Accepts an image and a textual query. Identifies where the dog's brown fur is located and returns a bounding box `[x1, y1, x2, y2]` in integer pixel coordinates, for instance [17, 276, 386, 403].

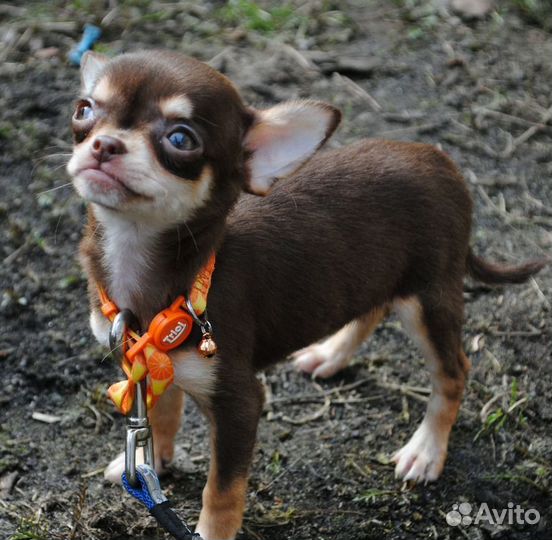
[69, 50, 547, 540]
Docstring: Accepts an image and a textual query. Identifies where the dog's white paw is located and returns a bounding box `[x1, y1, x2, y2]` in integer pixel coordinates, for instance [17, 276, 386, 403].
[104, 445, 181, 485]
[391, 423, 447, 483]
[104, 450, 141, 484]
[292, 344, 349, 379]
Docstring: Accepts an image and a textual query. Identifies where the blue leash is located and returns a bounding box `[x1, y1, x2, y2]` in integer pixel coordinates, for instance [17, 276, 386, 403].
[122, 464, 201, 540]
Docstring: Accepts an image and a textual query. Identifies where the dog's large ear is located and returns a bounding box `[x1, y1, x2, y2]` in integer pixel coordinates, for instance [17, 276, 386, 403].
[80, 51, 109, 94]
[244, 100, 341, 195]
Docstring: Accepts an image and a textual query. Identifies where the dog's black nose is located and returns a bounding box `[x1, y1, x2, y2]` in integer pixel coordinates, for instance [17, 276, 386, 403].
[91, 135, 127, 162]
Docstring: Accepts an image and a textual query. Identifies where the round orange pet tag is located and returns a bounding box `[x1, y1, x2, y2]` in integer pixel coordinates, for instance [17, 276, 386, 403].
[148, 296, 193, 351]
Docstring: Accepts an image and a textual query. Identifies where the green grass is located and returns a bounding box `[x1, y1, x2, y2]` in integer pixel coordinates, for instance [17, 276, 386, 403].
[495, 1, 552, 29]
[511, 0, 551, 17]
[0, 121, 14, 140]
[267, 449, 283, 475]
[391, 0, 441, 39]
[10, 518, 50, 540]
[217, 0, 307, 34]
[483, 467, 551, 494]
[354, 488, 397, 505]
[475, 379, 527, 441]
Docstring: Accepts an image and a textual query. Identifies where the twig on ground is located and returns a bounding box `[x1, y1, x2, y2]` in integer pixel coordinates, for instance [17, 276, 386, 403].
[332, 72, 382, 111]
[346, 456, 371, 479]
[480, 392, 507, 423]
[3, 236, 31, 265]
[281, 382, 331, 425]
[268, 376, 376, 405]
[331, 397, 384, 405]
[0, 471, 18, 498]
[241, 524, 263, 540]
[376, 121, 446, 138]
[256, 455, 303, 494]
[490, 328, 542, 337]
[475, 107, 550, 130]
[501, 104, 552, 157]
[378, 381, 430, 402]
[277, 42, 318, 70]
[442, 133, 499, 158]
[32, 412, 62, 424]
[484, 349, 502, 372]
[0, 26, 33, 63]
[529, 277, 551, 309]
[507, 397, 528, 415]
[260, 372, 273, 413]
[475, 181, 552, 228]
[85, 403, 103, 434]
[401, 395, 409, 422]
[12, 20, 77, 33]
[80, 468, 105, 479]
[69, 482, 88, 540]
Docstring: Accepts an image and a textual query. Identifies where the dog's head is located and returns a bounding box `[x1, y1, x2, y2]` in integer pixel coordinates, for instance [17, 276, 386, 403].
[67, 50, 340, 226]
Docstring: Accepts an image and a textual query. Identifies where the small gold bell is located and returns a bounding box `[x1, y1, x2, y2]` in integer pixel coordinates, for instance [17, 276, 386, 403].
[198, 333, 217, 357]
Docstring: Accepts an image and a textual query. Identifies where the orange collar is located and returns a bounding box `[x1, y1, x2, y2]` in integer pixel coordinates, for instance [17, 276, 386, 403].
[98, 254, 216, 413]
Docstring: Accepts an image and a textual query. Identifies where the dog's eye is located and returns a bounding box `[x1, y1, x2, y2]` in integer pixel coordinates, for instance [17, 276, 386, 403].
[72, 99, 97, 143]
[74, 100, 95, 122]
[161, 124, 203, 161]
[166, 128, 198, 151]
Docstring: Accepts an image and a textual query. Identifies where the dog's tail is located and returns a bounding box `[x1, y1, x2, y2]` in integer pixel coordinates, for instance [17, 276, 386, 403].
[466, 249, 548, 285]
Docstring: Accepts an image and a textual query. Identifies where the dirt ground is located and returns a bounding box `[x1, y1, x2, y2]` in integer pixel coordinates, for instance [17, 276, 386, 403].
[1, 1, 551, 539]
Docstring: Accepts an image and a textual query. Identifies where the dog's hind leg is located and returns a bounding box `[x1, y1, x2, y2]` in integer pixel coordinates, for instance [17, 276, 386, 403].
[391, 293, 470, 483]
[292, 306, 387, 378]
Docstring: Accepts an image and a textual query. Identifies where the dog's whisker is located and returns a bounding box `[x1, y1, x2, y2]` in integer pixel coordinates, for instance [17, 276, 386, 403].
[36, 182, 73, 196]
[30, 155, 71, 179]
[33, 152, 72, 163]
[182, 221, 199, 253]
[100, 340, 128, 364]
[176, 225, 182, 260]
[53, 214, 63, 245]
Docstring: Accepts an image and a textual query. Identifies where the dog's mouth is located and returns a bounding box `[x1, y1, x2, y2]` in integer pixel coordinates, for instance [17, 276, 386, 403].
[75, 163, 149, 206]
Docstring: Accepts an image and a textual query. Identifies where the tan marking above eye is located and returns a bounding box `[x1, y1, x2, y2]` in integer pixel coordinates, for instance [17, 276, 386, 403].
[91, 77, 113, 104]
[159, 95, 194, 119]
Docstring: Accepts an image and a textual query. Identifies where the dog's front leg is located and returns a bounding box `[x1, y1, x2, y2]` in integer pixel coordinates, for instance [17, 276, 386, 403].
[196, 374, 264, 540]
[149, 384, 185, 471]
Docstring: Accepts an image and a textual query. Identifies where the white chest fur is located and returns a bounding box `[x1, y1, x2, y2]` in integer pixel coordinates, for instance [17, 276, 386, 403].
[95, 205, 159, 310]
[90, 309, 111, 347]
[172, 348, 217, 401]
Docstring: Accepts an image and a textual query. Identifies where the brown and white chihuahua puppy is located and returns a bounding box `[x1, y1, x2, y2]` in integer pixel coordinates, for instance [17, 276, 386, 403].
[67, 50, 546, 540]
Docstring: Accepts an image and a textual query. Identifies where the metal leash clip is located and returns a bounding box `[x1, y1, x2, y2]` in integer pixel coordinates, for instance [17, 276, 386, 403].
[109, 310, 155, 487]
